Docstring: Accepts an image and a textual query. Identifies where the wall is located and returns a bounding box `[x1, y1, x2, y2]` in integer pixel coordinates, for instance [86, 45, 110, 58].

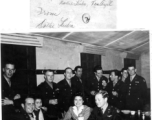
[36, 38, 150, 88]
[140, 52, 150, 88]
[102, 50, 125, 71]
[36, 38, 83, 85]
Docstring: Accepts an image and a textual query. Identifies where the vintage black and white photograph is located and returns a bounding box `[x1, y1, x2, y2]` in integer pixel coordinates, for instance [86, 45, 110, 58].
[1, 30, 151, 120]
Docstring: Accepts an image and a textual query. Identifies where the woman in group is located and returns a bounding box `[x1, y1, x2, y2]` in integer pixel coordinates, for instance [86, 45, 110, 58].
[64, 92, 92, 120]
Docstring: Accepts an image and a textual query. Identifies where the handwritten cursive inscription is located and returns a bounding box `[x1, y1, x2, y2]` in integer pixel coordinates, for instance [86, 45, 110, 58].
[58, 17, 74, 28]
[91, 0, 113, 8]
[36, 19, 55, 28]
[59, 0, 87, 6]
[37, 7, 60, 16]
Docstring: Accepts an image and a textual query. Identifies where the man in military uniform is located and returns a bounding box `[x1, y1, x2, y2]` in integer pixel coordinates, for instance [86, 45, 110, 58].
[120, 68, 128, 83]
[2, 61, 21, 120]
[57, 67, 74, 115]
[71, 66, 90, 104]
[87, 65, 108, 107]
[107, 70, 125, 109]
[37, 70, 59, 119]
[125, 65, 147, 110]
[13, 97, 36, 120]
[88, 90, 121, 120]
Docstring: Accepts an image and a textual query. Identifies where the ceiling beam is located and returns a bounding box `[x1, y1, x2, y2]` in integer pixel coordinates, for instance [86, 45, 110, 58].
[62, 32, 73, 39]
[129, 41, 149, 51]
[104, 31, 135, 47]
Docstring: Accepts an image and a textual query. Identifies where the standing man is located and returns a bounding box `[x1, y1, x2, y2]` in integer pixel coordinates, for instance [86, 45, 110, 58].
[88, 65, 108, 107]
[107, 70, 125, 109]
[120, 68, 128, 83]
[37, 70, 59, 119]
[71, 66, 90, 102]
[88, 90, 121, 120]
[57, 67, 74, 114]
[125, 65, 147, 110]
[2, 61, 21, 120]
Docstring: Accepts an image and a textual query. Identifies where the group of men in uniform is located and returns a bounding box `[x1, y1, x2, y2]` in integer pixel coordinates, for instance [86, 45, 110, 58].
[2, 61, 148, 120]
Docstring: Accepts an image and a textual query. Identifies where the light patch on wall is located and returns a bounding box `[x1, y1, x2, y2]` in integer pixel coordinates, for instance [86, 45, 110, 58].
[36, 38, 83, 85]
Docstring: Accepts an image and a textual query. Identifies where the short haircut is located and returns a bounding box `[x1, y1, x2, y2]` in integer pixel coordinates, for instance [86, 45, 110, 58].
[3, 60, 15, 68]
[121, 67, 128, 73]
[95, 90, 109, 99]
[74, 66, 82, 71]
[64, 67, 73, 73]
[24, 96, 34, 104]
[110, 69, 121, 77]
[44, 69, 54, 75]
[127, 64, 136, 69]
[93, 65, 102, 72]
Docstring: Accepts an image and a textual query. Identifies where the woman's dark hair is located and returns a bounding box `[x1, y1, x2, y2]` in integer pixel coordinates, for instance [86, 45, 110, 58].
[72, 92, 84, 106]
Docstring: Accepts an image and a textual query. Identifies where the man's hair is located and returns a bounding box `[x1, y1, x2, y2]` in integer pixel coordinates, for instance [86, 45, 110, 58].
[3, 60, 15, 68]
[110, 69, 121, 77]
[74, 66, 82, 71]
[24, 96, 34, 104]
[44, 69, 54, 75]
[64, 67, 73, 73]
[121, 67, 128, 73]
[95, 90, 109, 99]
[127, 64, 136, 69]
[93, 65, 102, 72]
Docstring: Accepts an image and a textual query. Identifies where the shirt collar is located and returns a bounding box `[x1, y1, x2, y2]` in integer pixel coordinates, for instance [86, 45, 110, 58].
[101, 103, 108, 114]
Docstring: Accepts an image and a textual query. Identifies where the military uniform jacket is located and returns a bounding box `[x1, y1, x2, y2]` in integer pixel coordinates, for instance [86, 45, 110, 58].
[2, 75, 21, 120]
[88, 75, 108, 94]
[71, 75, 90, 96]
[57, 79, 74, 112]
[12, 108, 32, 120]
[2, 75, 17, 99]
[88, 105, 121, 120]
[125, 74, 147, 110]
[107, 80, 125, 109]
[37, 81, 59, 106]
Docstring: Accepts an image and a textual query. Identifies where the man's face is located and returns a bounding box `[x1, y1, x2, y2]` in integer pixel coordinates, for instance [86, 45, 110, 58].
[122, 70, 128, 78]
[3, 64, 16, 79]
[44, 71, 54, 83]
[110, 72, 116, 81]
[35, 99, 42, 110]
[95, 70, 103, 78]
[64, 69, 73, 80]
[24, 98, 34, 114]
[95, 94, 107, 108]
[128, 66, 136, 76]
[75, 68, 82, 78]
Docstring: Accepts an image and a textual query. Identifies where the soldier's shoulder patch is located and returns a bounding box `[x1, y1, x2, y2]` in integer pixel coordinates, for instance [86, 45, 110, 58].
[143, 79, 146, 82]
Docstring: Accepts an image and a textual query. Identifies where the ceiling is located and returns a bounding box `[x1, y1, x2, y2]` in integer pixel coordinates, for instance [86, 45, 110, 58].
[32, 30, 149, 55]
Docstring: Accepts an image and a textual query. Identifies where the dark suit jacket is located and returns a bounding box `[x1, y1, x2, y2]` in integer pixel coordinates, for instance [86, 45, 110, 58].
[2, 75, 21, 120]
[71, 75, 90, 96]
[88, 105, 121, 120]
[125, 74, 147, 110]
[12, 108, 31, 120]
[37, 81, 59, 116]
[57, 79, 74, 112]
[107, 80, 125, 109]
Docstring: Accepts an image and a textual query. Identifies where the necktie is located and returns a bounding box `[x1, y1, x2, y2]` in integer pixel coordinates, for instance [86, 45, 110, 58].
[130, 76, 133, 82]
[68, 80, 71, 87]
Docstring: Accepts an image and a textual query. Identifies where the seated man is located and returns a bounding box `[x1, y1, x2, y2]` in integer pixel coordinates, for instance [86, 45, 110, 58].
[13, 96, 36, 120]
[88, 90, 121, 120]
